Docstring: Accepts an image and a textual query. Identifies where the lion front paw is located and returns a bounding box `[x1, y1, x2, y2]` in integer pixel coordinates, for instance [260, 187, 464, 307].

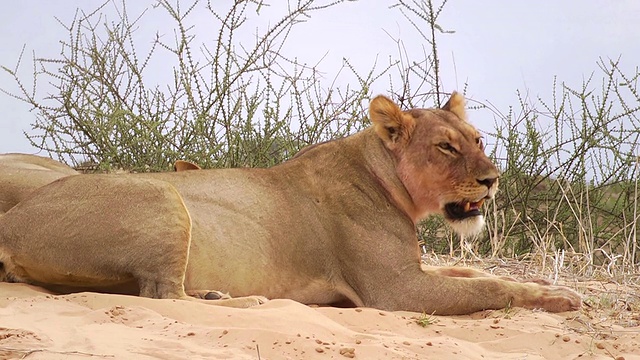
[519, 285, 582, 312]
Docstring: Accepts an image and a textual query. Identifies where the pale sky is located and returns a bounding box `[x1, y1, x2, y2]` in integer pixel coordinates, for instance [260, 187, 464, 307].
[1, 1, 638, 154]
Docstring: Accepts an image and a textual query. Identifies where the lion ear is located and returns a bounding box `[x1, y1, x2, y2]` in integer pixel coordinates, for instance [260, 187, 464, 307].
[441, 91, 467, 121]
[369, 95, 415, 148]
[174, 160, 201, 171]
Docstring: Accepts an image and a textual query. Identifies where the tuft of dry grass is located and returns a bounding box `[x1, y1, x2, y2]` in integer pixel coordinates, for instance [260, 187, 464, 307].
[421, 253, 640, 335]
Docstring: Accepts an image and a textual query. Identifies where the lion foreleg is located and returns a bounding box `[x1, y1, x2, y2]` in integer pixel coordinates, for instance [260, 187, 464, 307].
[421, 264, 518, 282]
[385, 267, 581, 314]
[420, 264, 553, 285]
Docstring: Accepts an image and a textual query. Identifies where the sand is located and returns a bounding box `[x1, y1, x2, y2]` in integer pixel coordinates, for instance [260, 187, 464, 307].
[0, 282, 638, 359]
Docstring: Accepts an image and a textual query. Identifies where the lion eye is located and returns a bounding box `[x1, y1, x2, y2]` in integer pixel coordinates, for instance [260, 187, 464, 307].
[438, 142, 457, 154]
[476, 137, 484, 150]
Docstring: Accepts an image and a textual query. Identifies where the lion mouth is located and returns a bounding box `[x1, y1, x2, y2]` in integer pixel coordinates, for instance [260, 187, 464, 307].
[444, 199, 485, 220]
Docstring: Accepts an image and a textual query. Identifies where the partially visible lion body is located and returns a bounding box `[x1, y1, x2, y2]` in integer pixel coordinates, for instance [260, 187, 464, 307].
[0, 155, 198, 216]
[0, 93, 581, 314]
[0, 154, 78, 214]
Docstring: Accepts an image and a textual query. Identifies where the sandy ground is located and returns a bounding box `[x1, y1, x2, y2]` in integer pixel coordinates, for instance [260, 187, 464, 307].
[0, 282, 639, 360]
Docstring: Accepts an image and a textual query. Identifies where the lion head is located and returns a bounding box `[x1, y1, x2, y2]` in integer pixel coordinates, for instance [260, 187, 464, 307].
[369, 92, 499, 236]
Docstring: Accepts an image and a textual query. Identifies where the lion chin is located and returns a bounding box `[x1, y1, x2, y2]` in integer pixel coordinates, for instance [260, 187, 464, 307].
[443, 200, 487, 237]
[448, 215, 485, 238]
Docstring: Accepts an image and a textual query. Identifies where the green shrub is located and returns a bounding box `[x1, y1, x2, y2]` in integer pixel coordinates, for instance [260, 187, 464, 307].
[484, 60, 640, 267]
[3, 0, 639, 270]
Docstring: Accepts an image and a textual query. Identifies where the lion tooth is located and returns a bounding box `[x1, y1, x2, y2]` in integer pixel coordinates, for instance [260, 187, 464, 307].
[464, 202, 470, 212]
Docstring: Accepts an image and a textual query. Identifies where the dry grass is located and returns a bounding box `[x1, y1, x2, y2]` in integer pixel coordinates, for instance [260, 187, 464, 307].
[421, 253, 640, 339]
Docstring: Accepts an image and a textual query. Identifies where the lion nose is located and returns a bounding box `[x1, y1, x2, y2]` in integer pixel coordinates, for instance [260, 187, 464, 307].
[477, 176, 497, 189]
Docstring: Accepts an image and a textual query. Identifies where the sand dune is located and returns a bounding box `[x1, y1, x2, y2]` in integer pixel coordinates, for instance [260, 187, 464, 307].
[0, 282, 638, 359]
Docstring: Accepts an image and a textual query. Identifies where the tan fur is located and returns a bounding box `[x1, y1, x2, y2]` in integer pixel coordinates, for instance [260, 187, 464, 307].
[442, 91, 467, 120]
[0, 156, 199, 214]
[0, 94, 581, 314]
[0, 154, 78, 214]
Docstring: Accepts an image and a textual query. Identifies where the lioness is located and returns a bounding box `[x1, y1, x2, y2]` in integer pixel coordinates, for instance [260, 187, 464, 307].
[0, 93, 581, 314]
[0, 153, 79, 214]
[0, 155, 200, 214]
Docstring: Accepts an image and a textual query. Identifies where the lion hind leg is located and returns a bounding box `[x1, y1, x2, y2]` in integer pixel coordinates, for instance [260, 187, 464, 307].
[185, 289, 268, 308]
[137, 277, 187, 299]
[0, 250, 31, 284]
[186, 289, 230, 300]
[182, 294, 269, 308]
[137, 278, 268, 308]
